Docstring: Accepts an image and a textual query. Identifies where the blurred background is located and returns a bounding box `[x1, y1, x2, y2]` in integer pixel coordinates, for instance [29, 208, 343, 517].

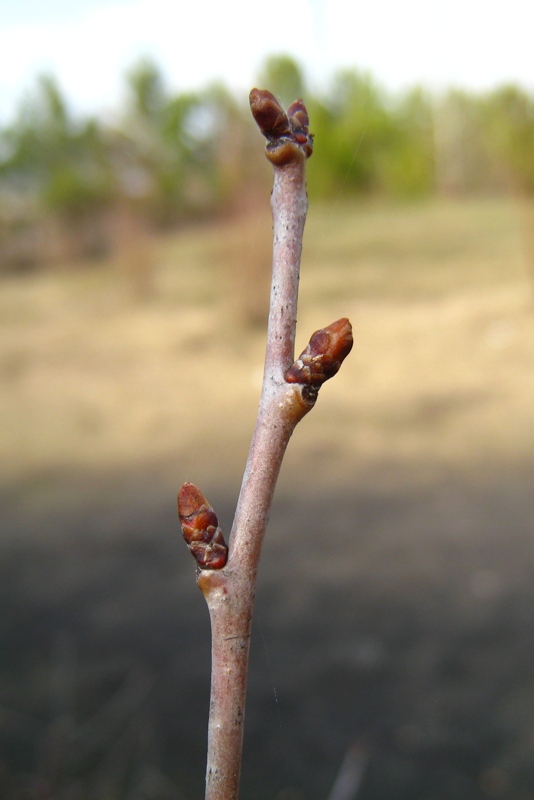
[1, 1, 534, 799]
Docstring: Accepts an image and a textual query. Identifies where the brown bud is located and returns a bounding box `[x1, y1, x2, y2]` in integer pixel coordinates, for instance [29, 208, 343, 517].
[249, 89, 291, 139]
[178, 483, 228, 570]
[287, 99, 309, 131]
[287, 99, 313, 159]
[249, 88, 313, 162]
[285, 318, 353, 394]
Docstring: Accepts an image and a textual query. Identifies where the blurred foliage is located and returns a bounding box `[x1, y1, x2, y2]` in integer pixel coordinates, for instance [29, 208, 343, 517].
[258, 54, 307, 108]
[306, 71, 435, 198]
[116, 58, 238, 223]
[481, 85, 534, 194]
[1, 74, 113, 212]
[1, 54, 534, 271]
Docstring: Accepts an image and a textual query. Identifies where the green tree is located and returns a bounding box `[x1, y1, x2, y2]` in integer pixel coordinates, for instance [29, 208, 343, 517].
[0, 74, 112, 262]
[1, 74, 109, 193]
[307, 69, 396, 198]
[258, 55, 306, 108]
[125, 57, 166, 122]
[118, 58, 243, 223]
[378, 87, 435, 197]
[482, 84, 534, 193]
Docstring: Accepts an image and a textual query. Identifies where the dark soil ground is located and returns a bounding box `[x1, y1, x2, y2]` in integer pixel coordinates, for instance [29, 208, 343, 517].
[2, 457, 534, 800]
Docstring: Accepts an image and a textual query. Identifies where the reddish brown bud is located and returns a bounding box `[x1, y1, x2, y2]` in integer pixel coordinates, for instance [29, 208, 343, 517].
[178, 483, 228, 570]
[249, 88, 313, 163]
[285, 318, 353, 397]
[287, 99, 313, 158]
[249, 89, 291, 139]
[287, 99, 309, 130]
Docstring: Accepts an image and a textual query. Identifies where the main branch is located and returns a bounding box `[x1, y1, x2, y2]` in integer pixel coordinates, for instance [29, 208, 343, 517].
[177, 89, 353, 800]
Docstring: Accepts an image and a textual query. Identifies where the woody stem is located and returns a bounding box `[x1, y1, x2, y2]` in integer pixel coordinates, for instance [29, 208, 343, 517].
[200, 155, 309, 800]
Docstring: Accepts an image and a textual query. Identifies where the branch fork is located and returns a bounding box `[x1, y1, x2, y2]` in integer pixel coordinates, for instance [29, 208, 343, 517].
[176, 89, 353, 800]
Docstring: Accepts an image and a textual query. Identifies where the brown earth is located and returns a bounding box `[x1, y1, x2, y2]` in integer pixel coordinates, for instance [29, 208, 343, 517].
[1, 198, 534, 799]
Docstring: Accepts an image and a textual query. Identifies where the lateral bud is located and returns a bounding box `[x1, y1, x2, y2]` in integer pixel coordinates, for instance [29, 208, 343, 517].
[178, 483, 228, 570]
[249, 88, 313, 165]
[285, 318, 353, 400]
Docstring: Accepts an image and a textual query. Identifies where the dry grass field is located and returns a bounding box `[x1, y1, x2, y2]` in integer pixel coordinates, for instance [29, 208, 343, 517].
[1, 197, 534, 799]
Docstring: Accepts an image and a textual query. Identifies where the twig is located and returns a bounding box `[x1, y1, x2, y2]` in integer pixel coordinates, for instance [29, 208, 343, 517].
[177, 89, 353, 800]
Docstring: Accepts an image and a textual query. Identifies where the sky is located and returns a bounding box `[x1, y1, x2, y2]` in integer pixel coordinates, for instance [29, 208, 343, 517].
[0, 0, 531, 122]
